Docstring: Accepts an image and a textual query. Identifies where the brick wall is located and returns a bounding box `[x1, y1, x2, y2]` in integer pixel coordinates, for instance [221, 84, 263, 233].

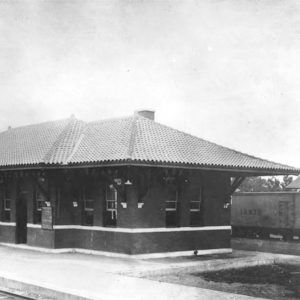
[0, 167, 232, 253]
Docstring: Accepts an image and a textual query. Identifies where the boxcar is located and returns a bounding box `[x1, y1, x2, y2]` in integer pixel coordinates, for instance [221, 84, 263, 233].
[231, 192, 300, 240]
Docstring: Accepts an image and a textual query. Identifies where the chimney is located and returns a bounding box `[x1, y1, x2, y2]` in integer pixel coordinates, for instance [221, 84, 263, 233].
[135, 110, 155, 120]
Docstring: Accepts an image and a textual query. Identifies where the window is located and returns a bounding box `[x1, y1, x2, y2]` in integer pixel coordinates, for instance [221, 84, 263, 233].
[35, 190, 44, 224]
[105, 184, 117, 226]
[4, 199, 11, 210]
[83, 191, 94, 226]
[84, 199, 94, 211]
[190, 200, 201, 211]
[165, 181, 179, 227]
[3, 188, 11, 222]
[165, 189, 178, 211]
[190, 187, 202, 226]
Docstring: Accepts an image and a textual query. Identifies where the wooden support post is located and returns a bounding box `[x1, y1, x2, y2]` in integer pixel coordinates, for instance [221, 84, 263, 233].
[30, 171, 49, 201]
[99, 171, 126, 203]
[230, 176, 245, 195]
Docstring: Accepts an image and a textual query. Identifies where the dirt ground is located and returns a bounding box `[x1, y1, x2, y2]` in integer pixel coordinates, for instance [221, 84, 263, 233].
[142, 264, 300, 300]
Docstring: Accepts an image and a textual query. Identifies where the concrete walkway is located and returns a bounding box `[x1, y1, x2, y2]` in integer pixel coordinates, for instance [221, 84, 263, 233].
[0, 245, 287, 300]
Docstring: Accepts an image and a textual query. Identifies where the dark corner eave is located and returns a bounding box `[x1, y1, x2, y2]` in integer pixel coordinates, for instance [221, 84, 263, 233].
[0, 160, 298, 176]
[67, 160, 300, 176]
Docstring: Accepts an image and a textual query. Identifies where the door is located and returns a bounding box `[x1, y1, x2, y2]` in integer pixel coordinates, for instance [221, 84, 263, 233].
[278, 200, 295, 229]
[15, 191, 27, 244]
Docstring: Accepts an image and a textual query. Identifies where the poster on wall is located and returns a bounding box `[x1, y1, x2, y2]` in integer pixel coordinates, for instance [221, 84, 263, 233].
[41, 206, 53, 230]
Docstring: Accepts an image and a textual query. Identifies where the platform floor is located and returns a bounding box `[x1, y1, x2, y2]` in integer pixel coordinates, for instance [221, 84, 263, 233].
[0, 244, 296, 300]
[232, 237, 300, 256]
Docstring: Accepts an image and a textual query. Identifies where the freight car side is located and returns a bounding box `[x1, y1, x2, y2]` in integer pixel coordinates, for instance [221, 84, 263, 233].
[231, 192, 300, 240]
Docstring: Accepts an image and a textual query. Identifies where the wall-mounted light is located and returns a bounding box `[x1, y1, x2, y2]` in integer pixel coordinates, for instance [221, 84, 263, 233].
[38, 175, 45, 183]
[121, 202, 127, 208]
[114, 178, 122, 186]
[223, 203, 230, 209]
[124, 179, 133, 186]
[137, 202, 144, 209]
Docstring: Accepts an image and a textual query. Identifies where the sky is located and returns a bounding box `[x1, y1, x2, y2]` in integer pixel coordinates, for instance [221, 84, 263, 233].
[0, 0, 299, 168]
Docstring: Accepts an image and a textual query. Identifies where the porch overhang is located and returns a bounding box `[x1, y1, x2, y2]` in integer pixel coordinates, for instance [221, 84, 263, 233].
[0, 161, 298, 177]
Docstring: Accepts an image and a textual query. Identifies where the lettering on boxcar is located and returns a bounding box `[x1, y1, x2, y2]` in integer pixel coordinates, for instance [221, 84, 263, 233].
[240, 208, 261, 216]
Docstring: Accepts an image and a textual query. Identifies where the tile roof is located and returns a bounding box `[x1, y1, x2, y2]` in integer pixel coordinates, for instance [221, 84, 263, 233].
[286, 176, 300, 189]
[0, 113, 298, 174]
[0, 118, 70, 166]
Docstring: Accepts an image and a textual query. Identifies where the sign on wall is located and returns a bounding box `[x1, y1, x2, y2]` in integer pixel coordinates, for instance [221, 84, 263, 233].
[42, 206, 53, 230]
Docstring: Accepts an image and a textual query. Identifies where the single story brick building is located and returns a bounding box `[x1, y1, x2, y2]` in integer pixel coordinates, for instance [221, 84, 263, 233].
[0, 110, 298, 257]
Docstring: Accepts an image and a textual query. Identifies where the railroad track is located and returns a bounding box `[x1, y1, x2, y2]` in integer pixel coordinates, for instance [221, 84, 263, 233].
[0, 290, 38, 300]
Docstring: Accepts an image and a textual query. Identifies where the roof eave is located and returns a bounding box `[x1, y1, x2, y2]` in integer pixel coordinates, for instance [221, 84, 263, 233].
[0, 160, 298, 176]
[67, 160, 300, 176]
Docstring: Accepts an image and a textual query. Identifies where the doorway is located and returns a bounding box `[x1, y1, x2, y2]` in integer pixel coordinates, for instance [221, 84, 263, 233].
[15, 191, 27, 244]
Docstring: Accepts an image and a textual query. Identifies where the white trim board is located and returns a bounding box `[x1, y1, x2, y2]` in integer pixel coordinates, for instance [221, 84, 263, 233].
[27, 224, 41, 228]
[0, 222, 16, 227]
[133, 248, 233, 259]
[27, 224, 231, 233]
[0, 243, 232, 259]
[5, 223, 231, 232]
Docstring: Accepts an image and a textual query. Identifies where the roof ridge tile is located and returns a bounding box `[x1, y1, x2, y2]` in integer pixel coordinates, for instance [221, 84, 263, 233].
[43, 117, 86, 164]
[0, 118, 71, 134]
[127, 115, 138, 160]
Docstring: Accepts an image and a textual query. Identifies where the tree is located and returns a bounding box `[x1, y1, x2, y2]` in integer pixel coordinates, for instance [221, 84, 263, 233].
[237, 175, 294, 192]
[238, 177, 269, 192]
[281, 175, 293, 190]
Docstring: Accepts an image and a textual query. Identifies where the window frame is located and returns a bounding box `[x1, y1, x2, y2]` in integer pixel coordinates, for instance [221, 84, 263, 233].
[105, 184, 118, 221]
[190, 200, 201, 212]
[165, 193, 178, 211]
[84, 198, 94, 212]
[82, 188, 95, 226]
[106, 184, 117, 211]
[4, 187, 11, 211]
[35, 190, 44, 211]
[189, 187, 202, 212]
[165, 180, 178, 212]
[3, 186, 11, 222]
[4, 198, 11, 211]
[165, 178, 180, 227]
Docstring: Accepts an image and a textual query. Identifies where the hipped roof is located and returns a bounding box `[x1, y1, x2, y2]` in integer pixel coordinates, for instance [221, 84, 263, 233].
[0, 114, 298, 175]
